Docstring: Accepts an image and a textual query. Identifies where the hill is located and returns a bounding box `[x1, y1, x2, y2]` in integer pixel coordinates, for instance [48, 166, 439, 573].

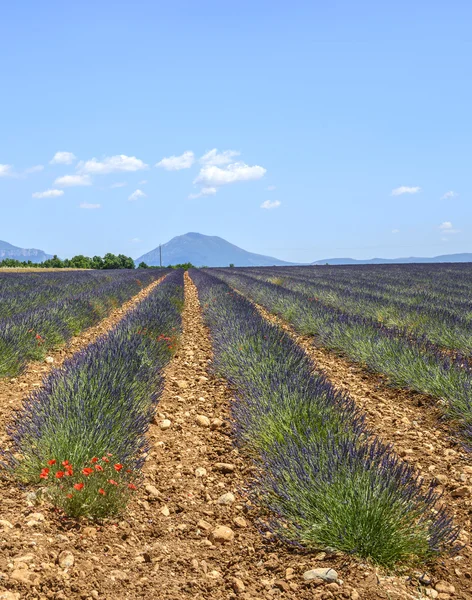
[0, 240, 52, 263]
[311, 253, 472, 265]
[135, 232, 295, 267]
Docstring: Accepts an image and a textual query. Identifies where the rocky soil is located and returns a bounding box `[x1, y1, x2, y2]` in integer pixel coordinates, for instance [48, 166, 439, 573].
[0, 274, 469, 599]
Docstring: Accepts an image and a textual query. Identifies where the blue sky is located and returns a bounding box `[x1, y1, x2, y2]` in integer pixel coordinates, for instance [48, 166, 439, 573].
[0, 1, 470, 262]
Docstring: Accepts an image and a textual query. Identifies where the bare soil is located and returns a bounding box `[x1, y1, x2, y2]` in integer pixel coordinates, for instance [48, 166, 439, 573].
[0, 274, 470, 599]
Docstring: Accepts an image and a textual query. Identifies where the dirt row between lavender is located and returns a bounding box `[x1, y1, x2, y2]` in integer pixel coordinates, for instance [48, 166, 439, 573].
[0, 274, 470, 600]
[245, 298, 472, 599]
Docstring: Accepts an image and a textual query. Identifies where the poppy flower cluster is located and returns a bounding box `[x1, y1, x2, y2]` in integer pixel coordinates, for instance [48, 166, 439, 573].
[39, 455, 138, 505]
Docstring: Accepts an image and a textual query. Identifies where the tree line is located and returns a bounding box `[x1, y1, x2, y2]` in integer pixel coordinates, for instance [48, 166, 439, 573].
[0, 254, 196, 270]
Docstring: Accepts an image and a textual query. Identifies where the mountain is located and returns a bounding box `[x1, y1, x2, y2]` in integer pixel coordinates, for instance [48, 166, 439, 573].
[0, 240, 53, 263]
[136, 232, 296, 267]
[312, 253, 472, 265]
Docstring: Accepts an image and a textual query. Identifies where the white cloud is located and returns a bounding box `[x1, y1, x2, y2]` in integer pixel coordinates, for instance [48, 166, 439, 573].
[128, 189, 146, 202]
[392, 229, 400, 234]
[439, 221, 460, 234]
[194, 162, 266, 187]
[391, 186, 421, 196]
[55, 174, 92, 187]
[50, 151, 77, 165]
[261, 200, 281, 209]
[199, 149, 240, 166]
[24, 165, 44, 174]
[32, 189, 64, 199]
[139, 180, 148, 185]
[110, 182, 127, 188]
[80, 203, 101, 209]
[441, 191, 458, 200]
[130, 237, 141, 243]
[79, 155, 148, 175]
[267, 185, 276, 191]
[0, 164, 13, 177]
[188, 187, 217, 200]
[156, 151, 194, 171]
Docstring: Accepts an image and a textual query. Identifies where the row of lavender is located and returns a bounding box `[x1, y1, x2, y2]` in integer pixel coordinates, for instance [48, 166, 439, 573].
[232, 264, 472, 354]
[210, 268, 472, 447]
[0, 269, 168, 378]
[190, 269, 457, 567]
[5, 270, 184, 518]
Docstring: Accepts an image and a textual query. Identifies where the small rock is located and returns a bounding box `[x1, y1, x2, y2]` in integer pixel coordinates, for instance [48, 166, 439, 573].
[210, 525, 234, 543]
[351, 591, 360, 600]
[451, 486, 470, 498]
[58, 550, 74, 568]
[0, 520, 13, 530]
[195, 467, 207, 477]
[109, 569, 129, 581]
[197, 519, 212, 531]
[45, 356, 54, 364]
[177, 380, 188, 389]
[425, 590, 438, 599]
[232, 577, 245, 594]
[0, 592, 20, 600]
[195, 415, 211, 427]
[214, 462, 235, 473]
[145, 484, 161, 498]
[217, 492, 235, 505]
[210, 418, 224, 430]
[10, 569, 41, 586]
[13, 554, 35, 563]
[160, 505, 170, 517]
[274, 580, 290, 592]
[82, 526, 97, 538]
[233, 516, 247, 528]
[315, 552, 327, 561]
[435, 581, 455, 594]
[160, 419, 172, 430]
[303, 568, 339, 583]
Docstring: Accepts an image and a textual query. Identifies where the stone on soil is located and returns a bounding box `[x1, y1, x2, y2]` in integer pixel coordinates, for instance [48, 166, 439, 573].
[195, 415, 211, 427]
[210, 525, 235, 543]
[217, 492, 235, 505]
[303, 568, 339, 583]
[58, 550, 74, 568]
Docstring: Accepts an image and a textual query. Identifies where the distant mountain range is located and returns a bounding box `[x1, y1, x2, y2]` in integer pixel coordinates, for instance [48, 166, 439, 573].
[0, 240, 52, 263]
[2, 235, 472, 267]
[135, 232, 295, 267]
[311, 253, 472, 265]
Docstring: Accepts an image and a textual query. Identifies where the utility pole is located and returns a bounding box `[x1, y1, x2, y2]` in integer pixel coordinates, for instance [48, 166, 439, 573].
[159, 244, 162, 268]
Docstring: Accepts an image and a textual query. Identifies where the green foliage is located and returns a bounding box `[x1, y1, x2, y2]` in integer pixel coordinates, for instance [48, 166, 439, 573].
[0, 253, 136, 270]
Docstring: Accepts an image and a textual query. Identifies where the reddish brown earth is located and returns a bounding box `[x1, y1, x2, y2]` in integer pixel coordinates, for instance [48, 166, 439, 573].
[0, 274, 470, 599]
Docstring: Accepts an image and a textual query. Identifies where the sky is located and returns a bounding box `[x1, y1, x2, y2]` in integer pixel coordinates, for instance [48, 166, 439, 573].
[0, 1, 471, 263]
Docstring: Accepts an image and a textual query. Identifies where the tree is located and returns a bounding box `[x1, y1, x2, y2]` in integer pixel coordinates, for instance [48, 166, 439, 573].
[138, 262, 149, 269]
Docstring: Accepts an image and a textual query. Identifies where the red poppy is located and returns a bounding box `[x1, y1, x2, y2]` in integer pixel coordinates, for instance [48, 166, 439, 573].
[39, 472, 48, 479]
[95, 465, 103, 472]
[65, 467, 73, 476]
[114, 464, 123, 472]
[48, 459, 57, 465]
[82, 467, 94, 476]
[74, 483, 84, 491]
[55, 471, 65, 479]
[98, 488, 106, 495]
[102, 457, 109, 463]
[66, 493, 73, 499]
[41, 467, 50, 474]
[108, 479, 118, 486]
[91, 457, 99, 463]
[62, 460, 70, 466]
[128, 483, 137, 490]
